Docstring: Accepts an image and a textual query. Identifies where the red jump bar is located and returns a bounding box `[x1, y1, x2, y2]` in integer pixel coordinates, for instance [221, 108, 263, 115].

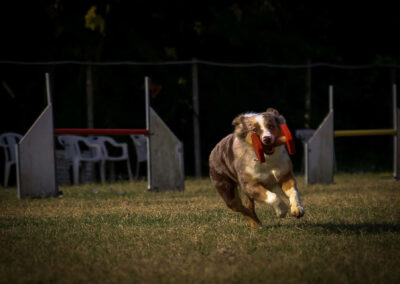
[55, 128, 150, 136]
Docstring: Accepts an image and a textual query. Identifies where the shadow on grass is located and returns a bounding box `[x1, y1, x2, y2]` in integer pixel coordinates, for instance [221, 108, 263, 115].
[279, 222, 400, 235]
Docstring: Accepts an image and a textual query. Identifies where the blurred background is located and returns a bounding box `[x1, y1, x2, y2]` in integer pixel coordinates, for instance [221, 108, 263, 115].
[0, 1, 399, 179]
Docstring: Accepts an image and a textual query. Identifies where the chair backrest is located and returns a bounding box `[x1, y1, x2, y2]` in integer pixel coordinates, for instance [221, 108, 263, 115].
[295, 129, 316, 144]
[130, 135, 147, 162]
[88, 136, 128, 159]
[58, 135, 102, 161]
[0, 132, 23, 163]
[88, 136, 109, 157]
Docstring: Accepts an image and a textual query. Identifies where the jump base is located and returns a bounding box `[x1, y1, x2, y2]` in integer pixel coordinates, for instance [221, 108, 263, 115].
[17, 105, 59, 198]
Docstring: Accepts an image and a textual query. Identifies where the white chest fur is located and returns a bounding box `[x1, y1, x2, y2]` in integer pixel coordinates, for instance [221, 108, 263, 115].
[245, 146, 290, 183]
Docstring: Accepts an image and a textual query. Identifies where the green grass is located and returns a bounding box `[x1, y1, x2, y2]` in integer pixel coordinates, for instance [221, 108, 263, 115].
[1, 173, 400, 283]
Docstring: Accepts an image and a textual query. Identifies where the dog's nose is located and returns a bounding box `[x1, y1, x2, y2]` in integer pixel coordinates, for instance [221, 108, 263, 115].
[263, 136, 272, 145]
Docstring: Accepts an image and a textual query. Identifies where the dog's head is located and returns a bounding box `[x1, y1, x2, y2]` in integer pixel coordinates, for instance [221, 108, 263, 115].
[232, 108, 286, 155]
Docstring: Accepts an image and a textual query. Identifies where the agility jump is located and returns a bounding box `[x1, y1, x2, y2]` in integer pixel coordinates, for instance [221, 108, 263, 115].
[305, 85, 399, 184]
[16, 74, 184, 199]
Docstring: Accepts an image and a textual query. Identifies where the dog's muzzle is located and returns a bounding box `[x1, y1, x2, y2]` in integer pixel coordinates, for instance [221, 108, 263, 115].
[263, 136, 273, 145]
[262, 136, 275, 155]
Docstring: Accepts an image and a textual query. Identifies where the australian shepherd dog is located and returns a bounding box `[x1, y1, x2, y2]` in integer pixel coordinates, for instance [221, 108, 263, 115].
[209, 108, 305, 228]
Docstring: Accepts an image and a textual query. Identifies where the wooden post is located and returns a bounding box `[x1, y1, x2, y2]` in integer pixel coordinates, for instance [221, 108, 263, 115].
[397, 109, 400, 180]
[393, 84, 399, 179]
[396, 108, 400, 180]
[305, 59, 312, 128]
[86, 65, 94, 128]
[192, 58, 202, 177]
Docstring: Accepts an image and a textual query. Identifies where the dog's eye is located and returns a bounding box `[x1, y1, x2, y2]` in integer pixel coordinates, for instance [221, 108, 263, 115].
[268, 125, 274, 130]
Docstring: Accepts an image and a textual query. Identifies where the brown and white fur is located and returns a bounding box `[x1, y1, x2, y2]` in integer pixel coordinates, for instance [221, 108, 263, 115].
[209, 108, 305, 228]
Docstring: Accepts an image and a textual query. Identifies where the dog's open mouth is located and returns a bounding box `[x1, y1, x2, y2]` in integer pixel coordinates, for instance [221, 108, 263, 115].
[263, 146, 274, 156]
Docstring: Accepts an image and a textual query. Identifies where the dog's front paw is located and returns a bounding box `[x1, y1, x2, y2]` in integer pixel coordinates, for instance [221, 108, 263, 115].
[290, 206, 305, 219]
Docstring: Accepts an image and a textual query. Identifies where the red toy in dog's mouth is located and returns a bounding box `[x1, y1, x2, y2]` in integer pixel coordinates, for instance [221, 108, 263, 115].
[262, 135, 287, 156]
[252, 128, 294, 163]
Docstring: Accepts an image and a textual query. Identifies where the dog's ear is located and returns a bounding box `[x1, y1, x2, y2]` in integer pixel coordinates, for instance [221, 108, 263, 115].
[232, 114, 247, 138]
[266, 108, 280, 116]
[232, 114, 243, 127]
[266, 108, 286, 125]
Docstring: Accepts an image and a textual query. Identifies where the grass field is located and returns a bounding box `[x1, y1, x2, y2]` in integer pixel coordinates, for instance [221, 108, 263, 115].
[1, 173, 400, 283]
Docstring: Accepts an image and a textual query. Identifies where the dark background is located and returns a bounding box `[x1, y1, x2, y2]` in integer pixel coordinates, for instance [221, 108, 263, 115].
[0, 1, 399, 179]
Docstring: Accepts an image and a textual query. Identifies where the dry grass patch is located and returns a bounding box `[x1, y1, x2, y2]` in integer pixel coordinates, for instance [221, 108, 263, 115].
[1, 174, 400, 283]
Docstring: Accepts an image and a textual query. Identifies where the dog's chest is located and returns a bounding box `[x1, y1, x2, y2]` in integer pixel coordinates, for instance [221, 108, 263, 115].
[245, 149, 290, 183]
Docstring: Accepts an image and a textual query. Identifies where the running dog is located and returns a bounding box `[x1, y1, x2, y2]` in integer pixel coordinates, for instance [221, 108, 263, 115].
[209, 108, 305, 228]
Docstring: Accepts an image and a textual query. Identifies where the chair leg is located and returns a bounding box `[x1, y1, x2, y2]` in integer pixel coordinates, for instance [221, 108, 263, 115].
[135, 160, 140, 180]
[110, 163, 115, 181]
[4, 162, 11, 188]
[72, 160, 80, 185]
[100, 160, 106, 184]
[127, 159, 133, 181]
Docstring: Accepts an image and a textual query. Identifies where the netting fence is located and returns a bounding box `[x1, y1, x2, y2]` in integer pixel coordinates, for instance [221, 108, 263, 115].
[0, 60, 398, 177]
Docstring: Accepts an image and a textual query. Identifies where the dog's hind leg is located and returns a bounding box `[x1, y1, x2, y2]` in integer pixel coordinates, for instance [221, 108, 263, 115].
[210, 168, 262, 228]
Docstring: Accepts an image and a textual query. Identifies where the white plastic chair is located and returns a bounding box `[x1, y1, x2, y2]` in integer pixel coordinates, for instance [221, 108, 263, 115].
[89, 136, 133, 182]
[295, 129, 315, 144]
[130, 135, 147, 179]
[58, 135, 102, 185]
[0, 132, 22, 188]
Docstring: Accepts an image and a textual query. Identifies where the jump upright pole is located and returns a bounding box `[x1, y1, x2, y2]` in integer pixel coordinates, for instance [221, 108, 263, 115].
[16, 73, 59, 198]
[45, 73, 52, 105]
[145, 76, 152, 190]
[306, 84, 400, 184]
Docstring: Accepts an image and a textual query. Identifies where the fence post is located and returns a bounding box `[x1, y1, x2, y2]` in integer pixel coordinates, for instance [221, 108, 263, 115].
[394, 84, 399, 179]
[396, 108, 400, 180]
[86, 64, 94, 128]
[305, 59, 312, 128]
[192, 58, 202, 177]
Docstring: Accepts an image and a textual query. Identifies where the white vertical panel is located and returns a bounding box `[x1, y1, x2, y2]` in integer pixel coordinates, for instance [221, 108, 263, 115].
[17, 105, 58, 198]
[305, 111, 334, 184]
[149, 108, 184, 191]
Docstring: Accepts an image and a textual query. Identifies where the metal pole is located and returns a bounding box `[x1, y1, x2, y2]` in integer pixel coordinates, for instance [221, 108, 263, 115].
[397, 109, 400, 180]
[329, 85, 336, 177]
[192, 58, 202, 177]
[145, 76, 152, 190]
[393, 84, 399, 179]
[15, 144, 21, 196]
[304, 142, 309, 184]
[304, 59, 311, 128]
[86, 65, 94, 128]
[44, 73, 59, 195]
[45, 73, 52, 105]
